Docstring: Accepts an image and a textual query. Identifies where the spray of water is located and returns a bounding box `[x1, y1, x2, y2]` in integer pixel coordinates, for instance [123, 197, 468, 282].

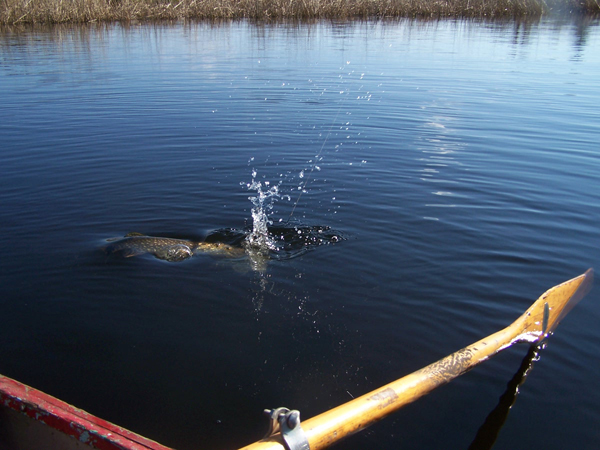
[244, 170, 282, 251]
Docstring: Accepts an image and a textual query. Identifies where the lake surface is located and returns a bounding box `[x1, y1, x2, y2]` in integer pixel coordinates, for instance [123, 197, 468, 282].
[1, 17, 599, 450]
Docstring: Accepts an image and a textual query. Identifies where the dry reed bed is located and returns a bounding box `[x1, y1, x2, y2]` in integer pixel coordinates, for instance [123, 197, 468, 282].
[1, 0, 599, 24]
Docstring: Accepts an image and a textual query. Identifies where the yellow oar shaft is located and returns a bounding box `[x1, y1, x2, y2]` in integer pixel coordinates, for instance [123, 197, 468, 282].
[303, 326, 524, 450]
[239, 269, 592, 450]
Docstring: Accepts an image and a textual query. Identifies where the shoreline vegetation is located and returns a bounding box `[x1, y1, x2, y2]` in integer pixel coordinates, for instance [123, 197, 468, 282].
[1, 0, 599, 25]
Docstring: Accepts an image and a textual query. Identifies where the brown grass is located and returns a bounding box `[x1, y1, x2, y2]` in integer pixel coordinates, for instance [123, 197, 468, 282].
[1, 0, 599, 24]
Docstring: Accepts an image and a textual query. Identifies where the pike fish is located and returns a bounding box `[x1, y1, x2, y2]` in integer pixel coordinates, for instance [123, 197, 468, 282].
[105, 233, 244, 262]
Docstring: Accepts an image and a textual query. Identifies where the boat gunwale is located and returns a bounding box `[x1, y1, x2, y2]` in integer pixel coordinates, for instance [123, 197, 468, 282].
[0, 374, 173, 450]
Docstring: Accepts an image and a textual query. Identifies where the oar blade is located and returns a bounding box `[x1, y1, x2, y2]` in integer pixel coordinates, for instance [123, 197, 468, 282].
[513, 268, 593, 345]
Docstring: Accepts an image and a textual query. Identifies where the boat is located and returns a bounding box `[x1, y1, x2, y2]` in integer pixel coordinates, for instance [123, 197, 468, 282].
[0, 269, 593, 450]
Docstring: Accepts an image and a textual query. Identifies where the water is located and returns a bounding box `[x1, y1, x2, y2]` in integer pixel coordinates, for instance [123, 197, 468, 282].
[1, 18, 599, 450]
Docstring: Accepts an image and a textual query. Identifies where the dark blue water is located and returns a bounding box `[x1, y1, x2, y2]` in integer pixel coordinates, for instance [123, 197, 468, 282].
[1, 19, 599, 450]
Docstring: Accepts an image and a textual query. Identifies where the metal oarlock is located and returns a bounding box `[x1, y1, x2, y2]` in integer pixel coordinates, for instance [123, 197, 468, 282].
[263, 407, 310, 450]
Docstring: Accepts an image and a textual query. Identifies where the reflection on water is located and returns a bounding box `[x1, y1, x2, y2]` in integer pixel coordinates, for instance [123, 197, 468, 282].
[468, 344, 542, 450]
[1, 18, 598, 68]
[418, 105, 466, 218]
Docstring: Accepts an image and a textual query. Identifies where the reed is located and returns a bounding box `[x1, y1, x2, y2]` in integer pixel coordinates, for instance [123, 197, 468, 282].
[1, 0, 599, 25]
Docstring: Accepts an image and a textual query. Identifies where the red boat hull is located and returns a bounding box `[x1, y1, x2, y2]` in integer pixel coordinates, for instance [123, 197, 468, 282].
[0, 374, 173, 450]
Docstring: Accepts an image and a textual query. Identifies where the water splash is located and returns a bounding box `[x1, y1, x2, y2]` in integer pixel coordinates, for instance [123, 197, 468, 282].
[232, 170, 345, 273]
[244, 170, 281, 252]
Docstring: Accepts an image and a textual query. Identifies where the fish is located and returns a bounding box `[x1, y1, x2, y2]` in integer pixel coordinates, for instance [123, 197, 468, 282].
[195, 241, 247, 258]
[104, 233, 245, 262]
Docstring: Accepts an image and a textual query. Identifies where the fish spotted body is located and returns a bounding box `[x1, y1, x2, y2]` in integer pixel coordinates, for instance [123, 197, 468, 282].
[105, 234, 244, 262]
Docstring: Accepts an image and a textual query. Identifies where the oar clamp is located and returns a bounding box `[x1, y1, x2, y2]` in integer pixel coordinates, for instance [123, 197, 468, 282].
[263, 407, 310, 450]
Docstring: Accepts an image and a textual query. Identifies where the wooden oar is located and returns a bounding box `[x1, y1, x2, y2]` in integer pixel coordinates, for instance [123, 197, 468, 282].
[239, 269, 593, 450]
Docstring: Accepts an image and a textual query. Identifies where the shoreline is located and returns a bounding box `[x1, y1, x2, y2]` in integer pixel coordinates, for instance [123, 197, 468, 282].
[1, 0, 599, 26]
